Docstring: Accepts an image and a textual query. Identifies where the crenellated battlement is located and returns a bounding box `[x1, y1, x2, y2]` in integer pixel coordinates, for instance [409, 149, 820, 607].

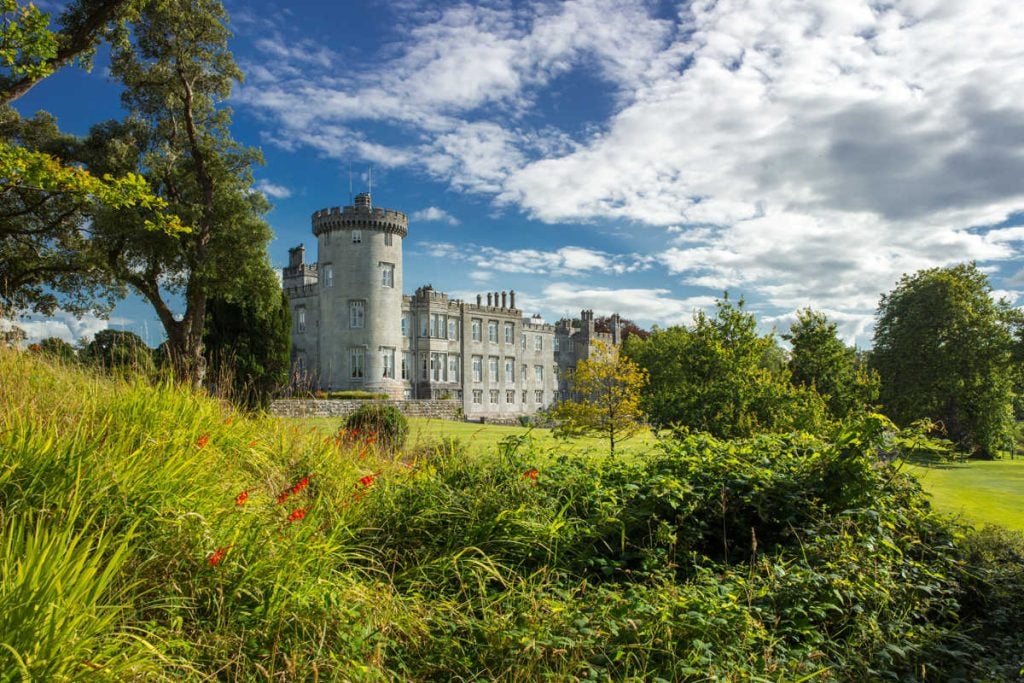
[311, 199, 408, 238]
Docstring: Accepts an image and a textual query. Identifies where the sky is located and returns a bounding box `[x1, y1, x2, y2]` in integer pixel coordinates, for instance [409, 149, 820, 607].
[10, 0, 1024, 347]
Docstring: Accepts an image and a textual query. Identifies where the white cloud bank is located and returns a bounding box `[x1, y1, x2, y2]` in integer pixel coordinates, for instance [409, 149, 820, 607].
[236, 0, 1024, 341]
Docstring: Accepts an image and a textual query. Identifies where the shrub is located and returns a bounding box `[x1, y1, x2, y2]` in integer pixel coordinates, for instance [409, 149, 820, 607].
[327, 390, 389, 400]
[344, 403, 409, 452]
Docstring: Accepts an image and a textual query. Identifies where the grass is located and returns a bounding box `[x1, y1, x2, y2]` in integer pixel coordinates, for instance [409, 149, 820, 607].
[296, 415, 661, 460]
[906, 458, 1024, 531]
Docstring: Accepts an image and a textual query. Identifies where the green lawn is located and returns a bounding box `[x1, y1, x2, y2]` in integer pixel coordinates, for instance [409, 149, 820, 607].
[906, 458, 1024, 531]
[295, 415, 661, 460]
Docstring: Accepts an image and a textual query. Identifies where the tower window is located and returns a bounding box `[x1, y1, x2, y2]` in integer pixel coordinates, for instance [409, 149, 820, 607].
[352, 230, 362, 244]
[297, 307, 306, 333]
[384, 232, 393, 246]
[381, 347, 395, 379]
[380, 262, 394, 288]
[323, 265, 333, 288]
[350, 348, 364, 379]
[350, 300, 365, 328]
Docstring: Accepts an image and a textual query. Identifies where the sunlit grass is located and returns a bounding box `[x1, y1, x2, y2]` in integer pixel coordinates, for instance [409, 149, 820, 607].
[906, 458, 1024, 531]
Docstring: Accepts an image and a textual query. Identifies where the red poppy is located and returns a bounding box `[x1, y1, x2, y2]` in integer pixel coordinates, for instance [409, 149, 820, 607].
[196, 433, 210, 449]
[286, 507, 308, 524]
[235, 490, 250, 506]
[290, 475, 311, 496]
[523, 468, 538, 481]
[208, 545, 232, 567]
[358, 473, 376, 488]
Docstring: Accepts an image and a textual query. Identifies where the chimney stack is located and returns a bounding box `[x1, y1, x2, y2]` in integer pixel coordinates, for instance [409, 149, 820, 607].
[501, 291, 507, 308]
[510, 290, 516, 309]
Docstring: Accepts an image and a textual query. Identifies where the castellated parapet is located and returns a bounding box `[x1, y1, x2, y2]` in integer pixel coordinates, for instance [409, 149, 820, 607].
[311, 192, 408, 238]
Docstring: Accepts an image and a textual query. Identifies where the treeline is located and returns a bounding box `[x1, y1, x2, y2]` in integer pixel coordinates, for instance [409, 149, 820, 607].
[623, 262, 1021, 458]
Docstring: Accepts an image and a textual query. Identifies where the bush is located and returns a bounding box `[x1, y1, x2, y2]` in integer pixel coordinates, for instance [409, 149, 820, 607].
[343, 403, 409, 452]
[327, 390, 389, 400]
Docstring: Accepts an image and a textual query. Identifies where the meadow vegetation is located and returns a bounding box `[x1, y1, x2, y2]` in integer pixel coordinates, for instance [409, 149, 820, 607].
[3, 349, 1024, 681]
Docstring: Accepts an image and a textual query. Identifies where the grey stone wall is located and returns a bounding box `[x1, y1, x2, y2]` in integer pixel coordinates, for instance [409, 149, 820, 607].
[270, 398, 460, 420]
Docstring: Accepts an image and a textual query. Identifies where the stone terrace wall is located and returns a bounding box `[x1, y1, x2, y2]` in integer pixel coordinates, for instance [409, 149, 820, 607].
[270, 399, 460, 421]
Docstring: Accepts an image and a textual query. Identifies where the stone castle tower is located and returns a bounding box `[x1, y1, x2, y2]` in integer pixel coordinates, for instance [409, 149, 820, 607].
[289, 192, 408, 396]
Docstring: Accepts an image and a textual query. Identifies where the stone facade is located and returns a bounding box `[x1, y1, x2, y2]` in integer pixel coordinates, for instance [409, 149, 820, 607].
[283, 192, 620, 419]
[270, 398, 460, 420]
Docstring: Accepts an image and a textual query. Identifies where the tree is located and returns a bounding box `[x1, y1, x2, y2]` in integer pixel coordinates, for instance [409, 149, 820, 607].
[593, 315, 649, 342]
[623, 295, 828, 438]
[38, 336, 78, 362]
[784, 308, 879, 420]
[204, 289, 291, 410]
[81, 328, 153, 374]
[553, 340, 649, 456]
[84, 0, 276, 388]
[872, 263, 1015, 457]
[0, 1, 184, 319]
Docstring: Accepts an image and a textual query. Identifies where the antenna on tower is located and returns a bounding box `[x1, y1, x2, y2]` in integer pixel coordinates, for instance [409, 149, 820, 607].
[368, 166, 373, 197]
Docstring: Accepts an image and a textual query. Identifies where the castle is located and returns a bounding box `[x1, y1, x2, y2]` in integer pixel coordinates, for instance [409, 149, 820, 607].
[283, 193, 623, 418]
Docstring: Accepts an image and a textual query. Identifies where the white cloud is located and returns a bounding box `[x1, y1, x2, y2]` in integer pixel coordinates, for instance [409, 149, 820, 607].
[255, 179, 293, 199]
[520, 283, 715, 328]
[2, 311, 132, 345]
[411, 206, 460, 225]
[420, 241, 649, 276]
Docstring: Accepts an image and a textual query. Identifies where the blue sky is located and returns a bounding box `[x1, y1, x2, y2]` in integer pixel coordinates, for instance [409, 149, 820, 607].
[11, 0, 1024, 346]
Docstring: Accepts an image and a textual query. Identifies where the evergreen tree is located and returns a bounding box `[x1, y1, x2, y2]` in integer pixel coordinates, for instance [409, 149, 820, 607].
[204, 288, 291, 409]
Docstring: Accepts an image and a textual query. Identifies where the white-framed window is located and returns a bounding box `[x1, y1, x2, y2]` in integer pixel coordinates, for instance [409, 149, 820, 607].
[448, 318, 459, 340]
[419, 314, 428, 337]
[521, 390, 527, 403]
[471, 318, 482, 341]
[380, 262, 394, 288]
[323, 265, 333, 288]
[381, 347, 395, 379]
[488, 320, 498, 342]
[401, 314, 410, 337]
[352, 230, 362, 243]
[534, 335, 543, 351]
[402, 352, 411, 380]
[430, 314, 444, 339]
[350, 300, 365, 328]
[553, 337, 560, 352]
[473, 390, 482, 404]
[448, 354, 460, 382]
[472, 356, 482, 382]
[489, 389, 498, 404]
[385, 232, 393, 246]
[521, 364, 528, 382]
[350, 348, 364, 379]
[297, 307, 306, 333]
[420, 353, 429, 381]
[506, 390, 515, 404]
[430, 352, 445, 381]
[504, 322, 514, 344]
[488, 356, 499, 382]
[535, 390, 543, 404]
[535, 365, 543, 382]
[504, 357, 515, 383]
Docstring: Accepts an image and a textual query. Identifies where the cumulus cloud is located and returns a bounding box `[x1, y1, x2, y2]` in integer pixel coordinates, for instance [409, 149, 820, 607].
[2, 311, 133, 344]
[255, 179, 293, 199]
[519, 283, 714, 327]
[420, 241, 651, 275]
[411, 206, 460, 225]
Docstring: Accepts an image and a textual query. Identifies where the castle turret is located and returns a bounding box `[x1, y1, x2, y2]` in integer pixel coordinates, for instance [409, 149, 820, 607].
[311, 192, 408, 395]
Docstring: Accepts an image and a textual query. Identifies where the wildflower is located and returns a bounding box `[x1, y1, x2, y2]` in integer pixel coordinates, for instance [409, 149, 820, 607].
[248, 440, 257, 448]
[358, 473, 376, 488]
[235, 490, 250, 506]
[286, 507, 308, 524]
[276, 490, 290, 505]
[523, 468, 538, 481]
[290, 475, 311, 496]
[196, 433, 210, 449]
[208, 545, 233, 567]
[224, 417, 234, 426]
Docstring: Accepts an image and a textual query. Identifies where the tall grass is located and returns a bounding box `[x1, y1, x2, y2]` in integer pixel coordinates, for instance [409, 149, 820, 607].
[2, 348, 1023, 680]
